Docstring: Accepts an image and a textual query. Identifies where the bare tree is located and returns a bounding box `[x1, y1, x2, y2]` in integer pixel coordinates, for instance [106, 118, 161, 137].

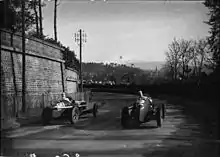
[191, 39, 199, 77]
[54, 0, 58, 41]
[54, 0, 61, 41]
[165, 37, 181, 80]
[190, 38, 211, 79]
[165, 37, 212, 81]
[38, 0, 43, 36]
[196, 39, 209, 78]
[179, 39, 194, 80]
[33, 0, 39, 36]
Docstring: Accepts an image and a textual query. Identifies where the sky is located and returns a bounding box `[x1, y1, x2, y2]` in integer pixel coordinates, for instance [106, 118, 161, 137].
[42, 0, 210, 64]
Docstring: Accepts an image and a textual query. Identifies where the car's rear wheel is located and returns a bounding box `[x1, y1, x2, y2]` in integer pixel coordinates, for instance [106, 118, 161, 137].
[161, 103, 165, 119]
[41, 107, 53, 125]
[156, 108, 162, 127]
[93, 103, 98, 118]
[121, 106, 130, 128]
[69, 107, 80, 124]
[121, 106, 140, 129]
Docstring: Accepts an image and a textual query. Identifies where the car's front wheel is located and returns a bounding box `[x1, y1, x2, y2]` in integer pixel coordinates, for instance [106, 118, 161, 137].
[93, 103, 98, 118]
[121, 106, 139, 129]
[69, 107, 80, 124]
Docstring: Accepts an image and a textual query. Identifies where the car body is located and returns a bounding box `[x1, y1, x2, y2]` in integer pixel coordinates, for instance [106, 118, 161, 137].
[121, 91, 165, 128]
[41, 98, 99, 125]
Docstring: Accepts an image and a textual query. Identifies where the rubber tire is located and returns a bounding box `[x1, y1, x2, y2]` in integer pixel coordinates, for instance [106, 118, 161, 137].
[93, 103, 98, 118]
[121, 106, 130, 128]
[156, 108, 162, 128]
[69, 107, 80, 124]
[161, 104, 165, 119]
[41, 107, 53, 125]
[129, 118, 140, 129]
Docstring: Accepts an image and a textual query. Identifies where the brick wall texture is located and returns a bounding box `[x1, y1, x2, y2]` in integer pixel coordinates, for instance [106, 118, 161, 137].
[0, 29, 74, 120]
[66, 68, 79, 94]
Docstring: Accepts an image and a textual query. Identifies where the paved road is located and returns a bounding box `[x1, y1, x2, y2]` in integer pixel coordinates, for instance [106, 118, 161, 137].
[2, 92, 219, 157]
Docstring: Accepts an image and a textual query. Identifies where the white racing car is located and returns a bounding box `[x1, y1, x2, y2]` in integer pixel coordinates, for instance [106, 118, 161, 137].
[121, 91, 165, 128]
[41, 95, 99, 125]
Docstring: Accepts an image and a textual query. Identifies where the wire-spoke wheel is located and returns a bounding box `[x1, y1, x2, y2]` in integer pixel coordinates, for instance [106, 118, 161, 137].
[161, 103, 166, 119]
[121, 106, 131, 128]
[69, 107, 80, 124]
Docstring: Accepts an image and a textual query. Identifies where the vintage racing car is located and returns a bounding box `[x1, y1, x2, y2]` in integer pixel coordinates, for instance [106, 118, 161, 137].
[41, 94, 99, 125]
[121, 91, 165, 128]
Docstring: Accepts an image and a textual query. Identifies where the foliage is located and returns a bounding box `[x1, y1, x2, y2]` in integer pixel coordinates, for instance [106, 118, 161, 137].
[204, 0, 220, 70]
[0, 0, 79, 71]
[0, 0, 45, 36]
[63, 47, 79, 71]
[39, 37, 79, 71]
[29, 33, 80, 71]
[0, 1, 16, 30]
[1, 0, 33, 32]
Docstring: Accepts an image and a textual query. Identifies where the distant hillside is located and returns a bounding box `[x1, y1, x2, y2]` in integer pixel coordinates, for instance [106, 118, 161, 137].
[82, 62, 106, 73]
[82, 62, 144, 74]
[82, 61, 213, 80]
[126, 61, 165, 71]
[82, 62, 146, 82]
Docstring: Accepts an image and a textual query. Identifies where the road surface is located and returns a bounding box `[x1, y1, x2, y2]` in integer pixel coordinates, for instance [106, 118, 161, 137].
[1, 92, 219, 157]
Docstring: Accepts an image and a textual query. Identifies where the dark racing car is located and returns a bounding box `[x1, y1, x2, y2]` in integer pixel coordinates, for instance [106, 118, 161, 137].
[121, 91, 165, 128]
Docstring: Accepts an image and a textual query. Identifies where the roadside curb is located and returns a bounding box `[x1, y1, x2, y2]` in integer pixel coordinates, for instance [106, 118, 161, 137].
[1, 116, 42, 133]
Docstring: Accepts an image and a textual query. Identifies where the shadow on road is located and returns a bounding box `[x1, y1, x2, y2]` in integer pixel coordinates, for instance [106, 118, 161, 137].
[1, 130, 13, 155]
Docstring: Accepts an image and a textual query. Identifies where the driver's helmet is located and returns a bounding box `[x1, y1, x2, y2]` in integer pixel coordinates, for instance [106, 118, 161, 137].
[138, 90, 153, 103]
[138, 90, 144, 97]
[61, 92, 66, 98]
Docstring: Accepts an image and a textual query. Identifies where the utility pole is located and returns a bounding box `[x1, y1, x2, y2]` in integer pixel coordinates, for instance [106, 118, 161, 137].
[79, 29, 82, 93]
[74, 29, 87, 95]
[21, 0, 26, 113]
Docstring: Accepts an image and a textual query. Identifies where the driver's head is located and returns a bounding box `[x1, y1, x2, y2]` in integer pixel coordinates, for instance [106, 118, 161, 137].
[61, 92, 66, 98]
[138, 90, 143, 97]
